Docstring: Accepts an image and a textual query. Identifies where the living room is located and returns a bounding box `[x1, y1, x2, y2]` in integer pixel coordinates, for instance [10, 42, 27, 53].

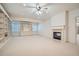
[0, 3, 79, 56]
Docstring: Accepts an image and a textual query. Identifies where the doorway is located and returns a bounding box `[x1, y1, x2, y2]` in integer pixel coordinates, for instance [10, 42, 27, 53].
[76, 16, 79, 45]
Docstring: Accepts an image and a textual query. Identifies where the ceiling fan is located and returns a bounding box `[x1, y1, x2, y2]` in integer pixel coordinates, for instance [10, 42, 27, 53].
[23, 3, 48, 10]
[23, 3, 50, 15]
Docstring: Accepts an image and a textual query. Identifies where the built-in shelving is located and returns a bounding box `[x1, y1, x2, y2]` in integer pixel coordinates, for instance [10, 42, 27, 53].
[0, 12, 9, 48]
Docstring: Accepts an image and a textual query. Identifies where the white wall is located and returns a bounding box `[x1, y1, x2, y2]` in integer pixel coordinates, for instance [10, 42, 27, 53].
[38, 12, 65, 39]
[38, 9, 79, 45]
[38, 20, 52, 39]
[32, 23, 38, 35]
[50, 12, 65, 26]
[50, 12, 66, 42]
[69, 9, 79, 44]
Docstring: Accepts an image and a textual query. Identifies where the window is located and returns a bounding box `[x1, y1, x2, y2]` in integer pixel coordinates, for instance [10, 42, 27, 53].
[11, 21, 20, 32]
[32, 23, 38, 32]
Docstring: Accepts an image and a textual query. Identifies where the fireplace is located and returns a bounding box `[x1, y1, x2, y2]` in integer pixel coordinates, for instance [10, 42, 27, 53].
[53, 32, 61, 40]
[52, 26, 65, 41]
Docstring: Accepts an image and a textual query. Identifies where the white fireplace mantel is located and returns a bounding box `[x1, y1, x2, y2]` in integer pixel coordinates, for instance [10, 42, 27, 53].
[51, 25, 65, 29]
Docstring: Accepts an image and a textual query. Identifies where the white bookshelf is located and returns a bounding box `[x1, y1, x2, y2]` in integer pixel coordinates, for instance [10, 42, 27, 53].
[0, 13, 9, 48]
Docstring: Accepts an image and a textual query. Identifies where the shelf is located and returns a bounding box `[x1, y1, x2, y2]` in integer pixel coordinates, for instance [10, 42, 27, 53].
[0, 22, 3, 24]
[0, 26, 8, 29]
[51, 26, 65, 29]
[0, 32, 8, 34]
[0, 36, 4, 41]
[0, 13, 5, 18]
[0, 28, 8, 29]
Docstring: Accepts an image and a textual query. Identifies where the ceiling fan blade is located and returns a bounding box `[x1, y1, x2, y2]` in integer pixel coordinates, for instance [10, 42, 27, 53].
[25, 6, 36, 8]
[43, 7, 48, 9]
[36, 3, 40, 5]
[23, 4, 36, 8]
[41, 3, 53, 7]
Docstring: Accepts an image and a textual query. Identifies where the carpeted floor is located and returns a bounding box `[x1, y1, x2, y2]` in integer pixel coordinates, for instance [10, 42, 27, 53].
[0, 35, 79, 56]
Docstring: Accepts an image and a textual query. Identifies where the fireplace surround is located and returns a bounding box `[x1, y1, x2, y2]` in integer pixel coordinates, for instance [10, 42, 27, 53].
[52, 26, 65, 41]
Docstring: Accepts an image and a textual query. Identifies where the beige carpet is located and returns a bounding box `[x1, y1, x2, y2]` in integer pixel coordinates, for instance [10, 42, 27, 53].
[0, 35, 79, 56]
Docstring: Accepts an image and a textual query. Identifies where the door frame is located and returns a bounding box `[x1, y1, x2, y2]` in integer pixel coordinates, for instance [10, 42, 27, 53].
[75, 16, 79, 45]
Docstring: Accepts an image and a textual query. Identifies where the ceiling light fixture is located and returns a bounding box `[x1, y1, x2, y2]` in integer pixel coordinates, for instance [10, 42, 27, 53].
[35, 11, 42, 15]
[23, 4, 26, 6]
[23, 3, 48, 16]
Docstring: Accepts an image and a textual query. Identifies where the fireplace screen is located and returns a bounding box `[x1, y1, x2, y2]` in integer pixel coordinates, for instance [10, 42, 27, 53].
[53, 32, 61, 40]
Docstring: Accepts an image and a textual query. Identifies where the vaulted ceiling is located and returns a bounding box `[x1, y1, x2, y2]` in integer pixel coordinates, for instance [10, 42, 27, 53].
[2, 3, 79, 21]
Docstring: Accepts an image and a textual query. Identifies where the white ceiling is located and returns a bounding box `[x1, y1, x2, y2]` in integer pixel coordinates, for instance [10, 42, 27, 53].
[2, 3, 79, 20]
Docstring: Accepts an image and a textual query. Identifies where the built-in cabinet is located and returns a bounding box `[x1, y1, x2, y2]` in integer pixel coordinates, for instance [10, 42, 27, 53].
[0, 13, 9, 48]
